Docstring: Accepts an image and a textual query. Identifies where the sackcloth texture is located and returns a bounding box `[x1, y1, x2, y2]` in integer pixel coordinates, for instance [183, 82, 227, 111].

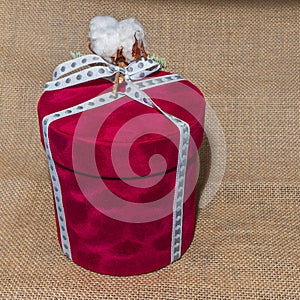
[0, 0, 299, 299]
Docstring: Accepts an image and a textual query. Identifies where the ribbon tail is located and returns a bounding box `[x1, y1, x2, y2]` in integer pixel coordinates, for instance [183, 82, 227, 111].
[123, 76, 190, 263]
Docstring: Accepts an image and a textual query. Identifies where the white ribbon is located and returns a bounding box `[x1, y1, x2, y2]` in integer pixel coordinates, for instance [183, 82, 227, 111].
[43, 54, 190, 264]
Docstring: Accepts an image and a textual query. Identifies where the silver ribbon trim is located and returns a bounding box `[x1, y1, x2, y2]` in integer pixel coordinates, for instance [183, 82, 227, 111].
[42, 54, 190, 263]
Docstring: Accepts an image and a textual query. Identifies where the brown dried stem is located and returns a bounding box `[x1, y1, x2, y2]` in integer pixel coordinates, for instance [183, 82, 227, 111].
[112, 47, 128, 94]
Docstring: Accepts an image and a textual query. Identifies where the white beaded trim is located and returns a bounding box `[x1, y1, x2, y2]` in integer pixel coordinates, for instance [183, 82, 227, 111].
[42, 55, 189, 263]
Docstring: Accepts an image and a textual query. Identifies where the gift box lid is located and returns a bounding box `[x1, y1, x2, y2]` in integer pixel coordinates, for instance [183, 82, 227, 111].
[38, 70, 205, 178]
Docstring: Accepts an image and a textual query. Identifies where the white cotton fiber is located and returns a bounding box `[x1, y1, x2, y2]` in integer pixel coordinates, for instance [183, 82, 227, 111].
[118, 18, 145, 61]
[89, 16, 146, 63]
[89, 16, 120, 61]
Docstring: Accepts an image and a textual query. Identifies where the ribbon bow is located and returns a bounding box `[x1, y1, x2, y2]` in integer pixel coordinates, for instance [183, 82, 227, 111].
[46, 54, 161, 108]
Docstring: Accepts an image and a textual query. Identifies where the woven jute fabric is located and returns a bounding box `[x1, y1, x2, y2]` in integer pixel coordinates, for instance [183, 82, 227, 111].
[0, 0, 299, 299]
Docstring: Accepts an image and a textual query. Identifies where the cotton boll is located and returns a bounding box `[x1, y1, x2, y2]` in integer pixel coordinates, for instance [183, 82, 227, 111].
[88, 16, 147, 63]
[118, 18, 146, 61]
[89, 16, 120, 62]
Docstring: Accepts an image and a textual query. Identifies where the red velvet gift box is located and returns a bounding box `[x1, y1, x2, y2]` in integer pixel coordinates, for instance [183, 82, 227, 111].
[38, 55, 205, 276]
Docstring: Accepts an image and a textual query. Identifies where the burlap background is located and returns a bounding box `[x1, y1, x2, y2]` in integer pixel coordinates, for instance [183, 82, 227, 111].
[0, 0, 299, 299]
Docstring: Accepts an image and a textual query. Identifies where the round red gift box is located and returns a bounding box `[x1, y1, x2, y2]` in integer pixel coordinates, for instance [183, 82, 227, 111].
[38, 70, 205, 276]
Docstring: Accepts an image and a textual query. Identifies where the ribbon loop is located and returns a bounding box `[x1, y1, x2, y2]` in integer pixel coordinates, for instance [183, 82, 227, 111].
[52, 54, 108, 81]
